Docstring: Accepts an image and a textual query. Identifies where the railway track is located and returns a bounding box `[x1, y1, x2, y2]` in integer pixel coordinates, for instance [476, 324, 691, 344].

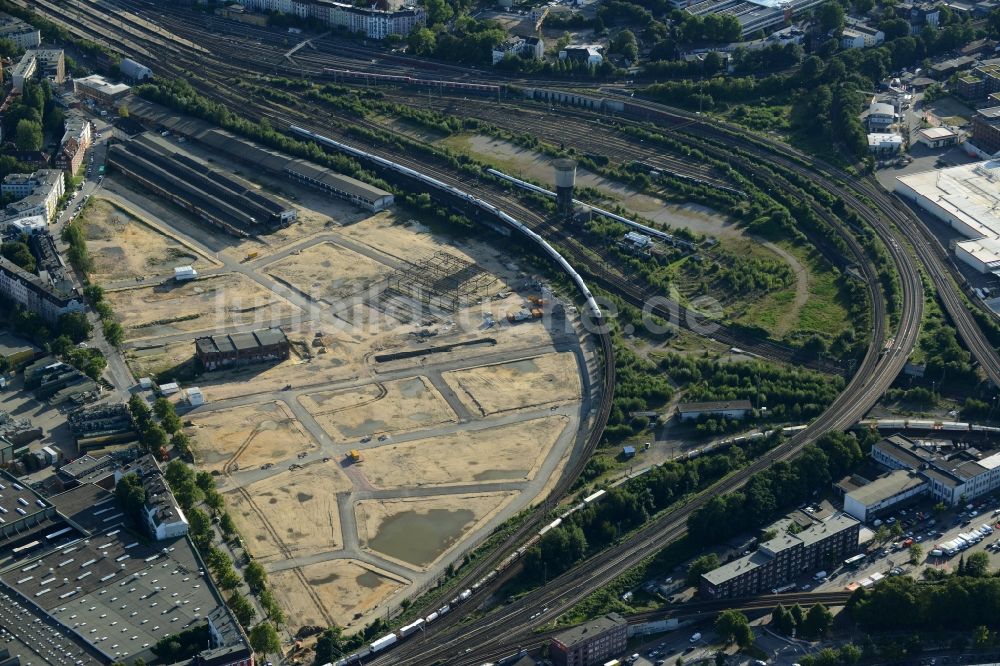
[21, 5, 933, 663]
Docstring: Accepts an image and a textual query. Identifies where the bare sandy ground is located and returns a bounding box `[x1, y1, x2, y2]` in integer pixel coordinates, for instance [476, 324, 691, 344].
[443, 351, 580, 416]
[267, 241, 392, 302]
[360, 416, 568, 488]
[106, 273, 301, 341]
[187, 401, 317, 473]
[81, 197, 214, 283]
[299, 376, 456, 442]
[225, 464, 351, 563]
[268, 559, 407, 632]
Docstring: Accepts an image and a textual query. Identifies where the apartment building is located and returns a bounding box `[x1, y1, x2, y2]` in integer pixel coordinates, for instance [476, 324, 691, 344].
[239, 0, 425, 39]
[549, 613, 628, 666]
[2, 170, 65, 222]
[700, 514, 860, 599]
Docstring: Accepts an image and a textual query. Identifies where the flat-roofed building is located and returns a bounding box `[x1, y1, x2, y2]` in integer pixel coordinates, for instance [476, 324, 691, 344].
[195, 327, 290, 370]
[115, 454, 188, 540]
[73, 74, 130, 106]
[549, 613, 627, 666]
[2, 170, 65, 223]
[677, 399, 752, 421]
[895, 160, 1000, 273]
[973, 106, 1000, 154]
[916, 126, 959, 148]
[700, 513, 860, 599]
[0, 14, 40, 50]
[870, 434, 1000, 505]
[843, 470, 928, 521]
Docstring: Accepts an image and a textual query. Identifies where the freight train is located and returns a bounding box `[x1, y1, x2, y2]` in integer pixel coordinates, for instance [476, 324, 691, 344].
[322, 68, 501, 96]
[328, 489, 612, 664]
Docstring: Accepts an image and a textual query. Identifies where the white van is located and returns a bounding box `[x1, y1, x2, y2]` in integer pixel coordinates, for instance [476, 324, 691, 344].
[690, 632, 702, 643]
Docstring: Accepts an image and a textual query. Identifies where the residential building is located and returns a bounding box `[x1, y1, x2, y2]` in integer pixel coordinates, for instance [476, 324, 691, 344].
[972, 106, 1000, 154]
[843, 470, 928, 521]
[700, 514, 860, 599]
[11, 48, 63, 92]
[897, 2, 940, 29]
[955, 63, 1000, 100]
[1, 170, 65, 222]
[115, 455, 189, 540]
[73, 74, 131, 106]
[549, 613, 628, 666]
[238, 0, 425, 39]
[0, 255, 82, 323]
[841, 24, 885, 49]
[492, 36, 544, 64]
[0, 14, 40, 50]
[867, 102, 895, 131]
[195, 328, 291, 370]
[54, 112, 92, 176]
[676, 399, 752, 421]
[559, 45, 603, 65]
[916, 126, 959, 148]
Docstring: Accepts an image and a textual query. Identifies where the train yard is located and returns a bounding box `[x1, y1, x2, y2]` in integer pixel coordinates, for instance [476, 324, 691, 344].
[22, 0, 1000, 664]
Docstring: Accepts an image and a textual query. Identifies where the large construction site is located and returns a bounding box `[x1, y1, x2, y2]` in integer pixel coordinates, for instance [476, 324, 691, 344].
[85, 129, 593, 635]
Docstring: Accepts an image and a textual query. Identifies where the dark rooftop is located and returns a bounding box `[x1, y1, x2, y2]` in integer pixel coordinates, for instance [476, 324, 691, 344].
[552, 613, 626, 648]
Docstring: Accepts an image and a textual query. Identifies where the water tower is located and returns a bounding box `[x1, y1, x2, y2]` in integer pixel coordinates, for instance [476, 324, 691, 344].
[552, 158, 577, 217]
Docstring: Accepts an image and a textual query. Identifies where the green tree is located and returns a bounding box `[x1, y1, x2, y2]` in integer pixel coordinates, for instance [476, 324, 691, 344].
[974, 625, 994, 648]
[801, 603, 833, 638]
[687, 553, 720, 587]
[187, 507, 213, 551]
[407, 27, 436, 55]
[965, 551, 991, 577]
[1, 241, 36, 272]
[142, 424, 169, 453]
[249, 622, 281, 655]
[773, 604, 796, 634]
[839, 643, 862, 664]
[129, 394, 152, 426]
[103, 320, 124, 347]
[909, 544, 923, 565]
[57, 312, 92, 343]
[154, 397, 175, 420]
[171, 431, 192, 455]
[611, 29, 639, 62]
[117, 104, 129, 118]
[14, 118, 42, 151]
[818, 1, 845, 34]
[244, 560, 268, 594]
[161, 411, 182, 434]
[874, 524, 890, 544]
[716, 609, 753, 647]
[220, 512, 237, 536]
[227, 591, 256, 628]
[115, 473, 146, 526]
[314, 627, 344, 665]
[164, 459, 202, 508]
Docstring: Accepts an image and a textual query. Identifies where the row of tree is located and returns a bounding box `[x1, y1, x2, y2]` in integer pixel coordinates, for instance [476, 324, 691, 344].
[687, 431, 870, 545]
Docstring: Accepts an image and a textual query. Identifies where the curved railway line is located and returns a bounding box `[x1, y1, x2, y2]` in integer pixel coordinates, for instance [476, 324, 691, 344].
[24, 4, 982, 664]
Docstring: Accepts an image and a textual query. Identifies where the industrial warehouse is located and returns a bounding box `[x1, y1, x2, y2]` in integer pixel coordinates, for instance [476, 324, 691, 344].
[0, 462, 252, 666]
[126, 98, 394, 212]
[195, 328, 291, 370]
[107, 133, 297, 237]
[895, 160, 1000, 274]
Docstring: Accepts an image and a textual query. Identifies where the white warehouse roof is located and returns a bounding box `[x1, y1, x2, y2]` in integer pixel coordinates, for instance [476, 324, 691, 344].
[896, 160, 1000, 240]
[956, 236, 1000, 270]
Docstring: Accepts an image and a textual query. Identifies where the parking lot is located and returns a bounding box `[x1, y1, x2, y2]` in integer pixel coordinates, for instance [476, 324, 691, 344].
[814, 499, 1000, 594]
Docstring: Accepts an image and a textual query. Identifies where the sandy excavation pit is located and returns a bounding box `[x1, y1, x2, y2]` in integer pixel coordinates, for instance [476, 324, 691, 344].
[266, 241, 392, 302]
[298, 376, 456, 442]
[81, 197, 216, 283]
[106, 273, 300, 341]
[360, 416, 569, 488]
[443, 352, 581, 415]
[187, 401, 317, 473]
[355, 492, 515, 570]
[267, 559, 407, 631]
[225, 464, 351, 563]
